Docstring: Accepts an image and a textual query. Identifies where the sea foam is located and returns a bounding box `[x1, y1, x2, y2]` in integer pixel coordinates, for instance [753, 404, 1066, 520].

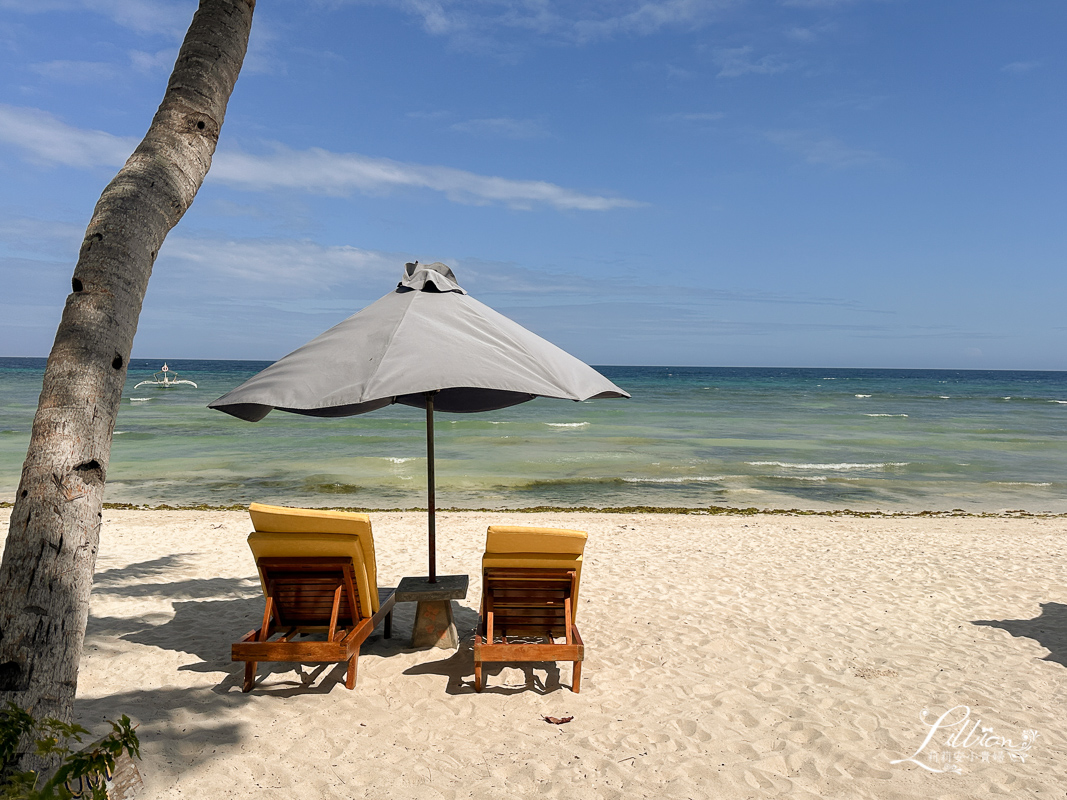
[748, 461, 908, 471]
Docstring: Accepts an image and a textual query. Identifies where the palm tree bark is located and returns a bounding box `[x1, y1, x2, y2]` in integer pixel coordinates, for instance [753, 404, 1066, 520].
[0, 0, 255, 732]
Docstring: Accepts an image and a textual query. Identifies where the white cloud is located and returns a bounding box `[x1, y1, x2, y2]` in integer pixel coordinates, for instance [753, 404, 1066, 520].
[1001, 60, 1038, 76]
[0, 104, 641, 211]
[208, 145, 641, 210]
[568, 0, 733, 40]
[764, 129, 883, 168]
[355, 0, 735, 45]
[715, 46, 794, 77]
[30, 60, 120, 83]
[0, 0, 195, 37]
[661, 111, 726, 123]
[158, 236, 406, 294]
[449, 116, 549, 138]
[0, 218, 84, 258]
[129, 48, 178, 73]
[785, 20, 837, 42]
[780, 0, 859, 7]
[0, 104, 136, 168]
[242, 16, 283, 76]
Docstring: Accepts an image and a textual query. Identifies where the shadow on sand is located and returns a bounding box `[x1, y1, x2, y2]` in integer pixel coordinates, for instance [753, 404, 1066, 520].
[402, 604, 577, 696]
[973, 602, 1067, 668]
[87, 556, 407, 696]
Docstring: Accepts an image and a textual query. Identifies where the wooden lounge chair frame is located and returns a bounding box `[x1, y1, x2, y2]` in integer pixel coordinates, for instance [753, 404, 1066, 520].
[232, 556, 395, 692]
[473, 567, 584, 693]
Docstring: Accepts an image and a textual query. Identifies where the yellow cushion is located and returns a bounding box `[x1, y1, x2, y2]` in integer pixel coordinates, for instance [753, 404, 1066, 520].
[482, 526, 587, 621]
[485, 525, 587, 555]
[247, 503, 379, 614]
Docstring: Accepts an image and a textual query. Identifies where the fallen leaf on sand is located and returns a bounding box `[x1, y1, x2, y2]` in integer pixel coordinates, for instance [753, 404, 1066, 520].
[543, 716, 573, 725]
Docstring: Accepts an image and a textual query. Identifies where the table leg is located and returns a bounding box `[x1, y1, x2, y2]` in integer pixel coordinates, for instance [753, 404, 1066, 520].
[411, 599, 459, 649]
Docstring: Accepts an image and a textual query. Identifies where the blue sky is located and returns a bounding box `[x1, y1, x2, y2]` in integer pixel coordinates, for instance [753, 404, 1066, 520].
[1, 0, 1064, 369]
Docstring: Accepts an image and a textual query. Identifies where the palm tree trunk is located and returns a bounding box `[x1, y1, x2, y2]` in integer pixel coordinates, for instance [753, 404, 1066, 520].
[0, 0, 255, 739]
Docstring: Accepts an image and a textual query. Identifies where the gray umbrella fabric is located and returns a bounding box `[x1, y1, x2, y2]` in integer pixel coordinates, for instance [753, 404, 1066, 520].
[210, 261, 628, 580]
[211, 262, 626, 420]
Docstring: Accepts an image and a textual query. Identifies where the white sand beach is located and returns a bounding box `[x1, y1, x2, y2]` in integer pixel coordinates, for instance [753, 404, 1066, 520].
[3, 508, 1066, 798]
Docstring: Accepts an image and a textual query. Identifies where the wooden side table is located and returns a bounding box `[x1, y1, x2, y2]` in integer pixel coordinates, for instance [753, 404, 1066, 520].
[395, 574, 469, 649]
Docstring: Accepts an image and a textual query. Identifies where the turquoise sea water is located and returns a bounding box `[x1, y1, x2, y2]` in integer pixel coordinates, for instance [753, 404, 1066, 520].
[1, 357, 1066, 513]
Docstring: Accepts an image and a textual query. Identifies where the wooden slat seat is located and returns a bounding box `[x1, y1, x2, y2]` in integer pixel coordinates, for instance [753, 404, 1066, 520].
[473, 527, 588, 693]
[231, 504, 395, 692]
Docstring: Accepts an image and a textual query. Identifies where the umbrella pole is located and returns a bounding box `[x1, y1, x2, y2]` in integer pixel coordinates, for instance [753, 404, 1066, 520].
[426, 392, 436, 583]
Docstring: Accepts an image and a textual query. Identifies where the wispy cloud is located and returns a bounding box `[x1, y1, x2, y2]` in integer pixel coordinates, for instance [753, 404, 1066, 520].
[210, 145, 640, 210]
[0, 217, 83, 257]
[449, 116, 549, 139]
[0, 104, 641, 211]
[129, 48, 178, 73]
[352, 0, 735, 46]
[779, 0, 860, 8]
[0, 104, 137, 167]
[1001, 60, 1038, 76]
[0, 0, 195, 38]
[633, 60, 695, 80]
[159, 236, 406, 295]
[764, 129, 883, 168]
[785, 20, 838, 42]
[661, 111, 726, 124]
[29, 60, 120, 83]
[715, 46, 794, 77]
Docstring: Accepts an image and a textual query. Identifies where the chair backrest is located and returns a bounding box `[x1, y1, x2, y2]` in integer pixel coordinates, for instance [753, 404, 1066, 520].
[247, 503, 380, 615]
[256, 557, 363, 626]
[482, 526, 587, 621]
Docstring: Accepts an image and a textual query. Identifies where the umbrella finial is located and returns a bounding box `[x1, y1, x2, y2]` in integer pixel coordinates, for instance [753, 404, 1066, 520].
[399, 261, 466, 294]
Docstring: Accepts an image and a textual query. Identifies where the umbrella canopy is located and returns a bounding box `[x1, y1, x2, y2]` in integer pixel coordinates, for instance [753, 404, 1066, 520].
[210, 261, 629, 579]
[211, 262, 627, 421]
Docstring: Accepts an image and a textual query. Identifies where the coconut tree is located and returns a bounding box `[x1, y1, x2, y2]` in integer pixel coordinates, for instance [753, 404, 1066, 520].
[0, 0, 256, 748]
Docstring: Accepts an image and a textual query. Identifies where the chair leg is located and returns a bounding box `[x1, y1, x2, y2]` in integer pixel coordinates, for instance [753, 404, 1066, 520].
[571, 660, 582, 694]
[384, 610, 393, 639]
[243, 661, 256, 693]
[474, 633, 484, 692]
[346, 655, 357, 690]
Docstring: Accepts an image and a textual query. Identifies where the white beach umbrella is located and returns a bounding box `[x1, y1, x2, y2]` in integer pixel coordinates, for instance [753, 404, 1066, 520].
[210, 262, 629, 581]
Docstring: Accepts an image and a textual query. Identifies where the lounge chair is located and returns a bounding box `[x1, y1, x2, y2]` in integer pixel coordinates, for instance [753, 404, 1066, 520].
[231, 503, 396, 692]
[473, 525, 587, 693]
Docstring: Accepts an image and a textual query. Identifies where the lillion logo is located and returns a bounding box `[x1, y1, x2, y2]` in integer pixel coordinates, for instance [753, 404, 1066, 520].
[891, 705, 1038, 774]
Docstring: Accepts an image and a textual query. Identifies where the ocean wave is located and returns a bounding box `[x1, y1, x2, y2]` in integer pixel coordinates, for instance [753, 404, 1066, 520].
[995, 481, 1052, 487]
[855, 394, 871, 398]
[516, 475, 718, 489]
[545, 422, 590, 428]
[1050, 400, 1067, 405]
[388, 457, 416, 464]
[864, 413, 909, 417]
[748, 461, 908, 471]
[621, 476, 726, 484]
[129, 397, 152, 403]
[301, 479, 363, 495]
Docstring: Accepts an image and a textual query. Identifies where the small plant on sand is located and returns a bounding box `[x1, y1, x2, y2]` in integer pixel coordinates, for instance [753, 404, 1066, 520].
[0, 702, 139, 799]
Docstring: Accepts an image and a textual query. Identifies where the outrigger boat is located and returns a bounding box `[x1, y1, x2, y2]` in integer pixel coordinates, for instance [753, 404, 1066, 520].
[133, 363, 198, 389]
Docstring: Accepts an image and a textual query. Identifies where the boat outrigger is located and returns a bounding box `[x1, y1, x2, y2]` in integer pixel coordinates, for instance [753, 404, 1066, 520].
[133, 363, 198, 389]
